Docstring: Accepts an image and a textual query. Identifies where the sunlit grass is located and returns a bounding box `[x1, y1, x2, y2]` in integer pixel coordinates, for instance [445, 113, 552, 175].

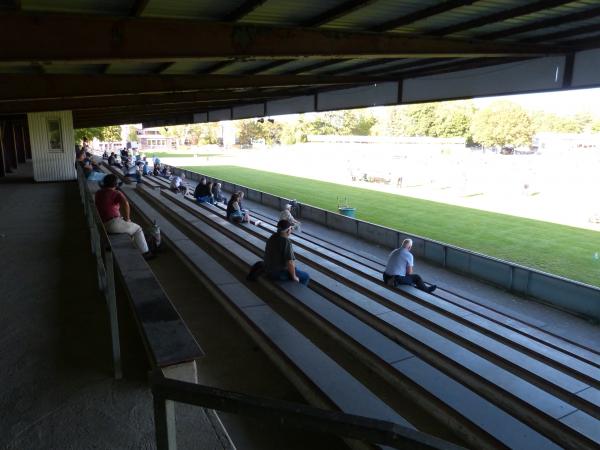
[145, 152, 224, 158]
[183, 165, 600, 286]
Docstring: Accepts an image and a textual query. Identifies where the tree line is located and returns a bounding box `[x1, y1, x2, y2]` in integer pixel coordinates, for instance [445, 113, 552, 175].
[76, 99, 600, 149]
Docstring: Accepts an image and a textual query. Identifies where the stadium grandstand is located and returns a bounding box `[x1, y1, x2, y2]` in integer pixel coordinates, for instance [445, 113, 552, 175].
[2, 1, 600, 449]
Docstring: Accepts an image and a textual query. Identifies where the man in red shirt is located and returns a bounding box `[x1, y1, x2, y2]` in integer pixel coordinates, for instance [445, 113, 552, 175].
[95, 174, 152, 258]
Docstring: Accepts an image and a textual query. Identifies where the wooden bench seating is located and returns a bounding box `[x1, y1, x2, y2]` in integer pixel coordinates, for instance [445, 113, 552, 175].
[162, 189, 600, 397]
[134, 185, 575, 449]
[119, 185, 420, 450]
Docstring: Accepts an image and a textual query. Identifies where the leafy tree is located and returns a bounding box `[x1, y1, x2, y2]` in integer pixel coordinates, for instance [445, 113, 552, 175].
[128, 127, 139, 142]
[74, 125, 122, 143]
[350, 111, 377, 136]
[591, 120, 600, 133]
[431, 101, 475, 142]
[471, 101, 533, 148]
[236, 119, 282, 145]
[386, 103, 438, 137]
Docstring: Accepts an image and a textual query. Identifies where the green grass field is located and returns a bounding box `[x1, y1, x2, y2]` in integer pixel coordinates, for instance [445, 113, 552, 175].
[184, 165, 600, 286]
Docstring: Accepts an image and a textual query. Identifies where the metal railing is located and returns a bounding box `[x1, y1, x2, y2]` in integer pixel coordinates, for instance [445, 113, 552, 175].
[151, 370, 464, 450]
[76, 166, 122, 378]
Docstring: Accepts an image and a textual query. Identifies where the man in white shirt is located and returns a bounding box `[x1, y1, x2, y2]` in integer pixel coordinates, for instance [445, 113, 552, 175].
[383, 239, 436, 293]
[170, 173, 188, 194]
[279, 204, 301, 232]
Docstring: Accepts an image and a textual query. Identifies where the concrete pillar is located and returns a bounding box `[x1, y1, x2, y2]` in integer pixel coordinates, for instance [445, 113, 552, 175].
[27, 110, 76, 182]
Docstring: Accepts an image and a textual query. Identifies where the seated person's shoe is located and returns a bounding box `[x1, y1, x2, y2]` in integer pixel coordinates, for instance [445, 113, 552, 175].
[143, 251, 155, 261]
[427, 285, 437, 293]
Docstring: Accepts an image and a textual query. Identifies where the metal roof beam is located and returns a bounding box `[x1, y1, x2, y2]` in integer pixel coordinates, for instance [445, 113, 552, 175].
[386, 57, 525, 79]
[523, 23, 600, 43]
[0, 0, 21, 10]
[0, 89, 292, 114]
[0, 74, 387, 101]
[0, 13, 560, 64]
[223, 0, 268, 22]
[304, 0, 379, 27]
[130, 0, 151, 17]
[370, 0, 478, 32]
[430, 0, 575, 36]
[480, 5, 600, 41]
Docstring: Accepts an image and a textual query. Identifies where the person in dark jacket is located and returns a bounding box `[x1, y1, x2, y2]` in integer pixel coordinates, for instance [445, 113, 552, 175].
[193, 178, 214, 204]
[264, 220, 309, 285]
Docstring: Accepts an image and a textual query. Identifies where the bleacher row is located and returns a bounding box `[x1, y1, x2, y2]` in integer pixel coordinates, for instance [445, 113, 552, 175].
[99, 164, 600, 449]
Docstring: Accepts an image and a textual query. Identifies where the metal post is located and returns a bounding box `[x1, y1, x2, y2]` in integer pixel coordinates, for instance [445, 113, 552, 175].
[105, 250, 122, 379]
[154, 394, 177, 450]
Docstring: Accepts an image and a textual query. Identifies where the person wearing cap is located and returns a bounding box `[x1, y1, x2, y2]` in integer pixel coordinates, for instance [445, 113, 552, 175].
[279, 203, 301, 233]
[95, 174, 154, 260]
[383, 238, 436, 293]
[264, 219, 309, 285]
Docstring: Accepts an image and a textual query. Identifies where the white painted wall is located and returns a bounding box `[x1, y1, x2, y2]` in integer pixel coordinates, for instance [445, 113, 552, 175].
[27, 110, 76, 182]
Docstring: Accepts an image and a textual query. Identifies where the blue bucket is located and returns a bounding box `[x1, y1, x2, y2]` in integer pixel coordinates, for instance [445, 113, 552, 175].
[338, 207, 356, 218]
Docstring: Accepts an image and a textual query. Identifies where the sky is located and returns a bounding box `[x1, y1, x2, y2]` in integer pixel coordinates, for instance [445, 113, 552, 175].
[472, 87, 600, 116]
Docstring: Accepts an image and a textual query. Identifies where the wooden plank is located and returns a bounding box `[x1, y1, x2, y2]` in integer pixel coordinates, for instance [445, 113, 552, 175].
[109, 234, 204, 367]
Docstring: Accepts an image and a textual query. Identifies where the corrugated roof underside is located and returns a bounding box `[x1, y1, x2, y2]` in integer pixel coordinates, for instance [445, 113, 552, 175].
[23, 0, 129, 15]
[239, 0, 342, 26]
[448, 1, 600, 40]
[162, 61, 225, 74]
[323, 0, 440, 31]
[141, 0, 244, 19]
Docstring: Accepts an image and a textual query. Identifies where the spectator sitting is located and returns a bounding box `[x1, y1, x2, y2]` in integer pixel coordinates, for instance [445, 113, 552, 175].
[226, 193, 248, 223]
[160, 166, 171, 178]
[76, 150, 106, 183]
[142, 161, 150, 176]
[124, 160, 142, 183]
[227, 192, 260, 225]
[170, 173, 188, 194]
[95, 174, 153, 260]
[120, 148, 129, 160]
[264, 219, 309, 285]
[211, 182, 227, 204]
[102, 150, 109, 159]
[383, 239, 436, 293]
[153, 163, 161, 176]
[279, 204, 301, 233]
[193, 177, 214, 204]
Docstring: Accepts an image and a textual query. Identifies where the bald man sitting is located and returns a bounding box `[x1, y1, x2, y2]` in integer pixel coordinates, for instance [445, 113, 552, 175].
[383, 239, 436, 293]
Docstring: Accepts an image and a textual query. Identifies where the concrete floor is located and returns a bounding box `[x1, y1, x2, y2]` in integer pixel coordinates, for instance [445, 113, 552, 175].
[0, 163, 224, 450]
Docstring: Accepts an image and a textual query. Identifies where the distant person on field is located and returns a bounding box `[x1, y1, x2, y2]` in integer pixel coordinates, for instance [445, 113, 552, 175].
[193, 177, 214, 204]
[170, 173, 188, 194]
[211, 182, 227, 204]
[279, 203, 301, 233]
[264, 219, 309, 285]
[383, 239, 436, 293]
[95, 174, 153, 260]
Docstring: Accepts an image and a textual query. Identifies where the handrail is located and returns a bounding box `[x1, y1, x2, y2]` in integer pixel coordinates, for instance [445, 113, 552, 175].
[150, 370, 465, 450]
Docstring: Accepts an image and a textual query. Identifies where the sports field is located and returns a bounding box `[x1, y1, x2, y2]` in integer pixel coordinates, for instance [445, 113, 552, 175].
[184, 165, 600, 287]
